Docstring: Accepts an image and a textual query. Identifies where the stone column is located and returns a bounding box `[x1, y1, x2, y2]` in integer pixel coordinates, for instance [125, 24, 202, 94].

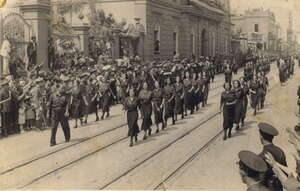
[20, 0, 50, 69]
[72, 24, 90, 56]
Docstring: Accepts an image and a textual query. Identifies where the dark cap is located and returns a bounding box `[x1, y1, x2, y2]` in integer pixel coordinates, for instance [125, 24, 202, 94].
[258, 122, 279, 136]
[294, 123, 300, 132]
[238, 150, 268, 173]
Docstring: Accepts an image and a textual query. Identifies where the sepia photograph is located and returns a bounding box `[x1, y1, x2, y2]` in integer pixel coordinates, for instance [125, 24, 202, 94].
[0, 0, 299, 190]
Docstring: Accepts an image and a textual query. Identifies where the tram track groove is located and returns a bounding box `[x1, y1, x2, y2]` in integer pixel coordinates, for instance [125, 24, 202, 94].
[97, 111, 222, 190]
[0, 122, 128, 176]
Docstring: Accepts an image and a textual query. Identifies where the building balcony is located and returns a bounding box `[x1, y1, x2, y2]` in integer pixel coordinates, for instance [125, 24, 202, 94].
[188, 0, 225, 15]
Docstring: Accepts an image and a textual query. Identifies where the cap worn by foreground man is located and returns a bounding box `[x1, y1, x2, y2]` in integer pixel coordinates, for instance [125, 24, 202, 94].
[238, 150, 268, 173]
[258, 122, 279, 137]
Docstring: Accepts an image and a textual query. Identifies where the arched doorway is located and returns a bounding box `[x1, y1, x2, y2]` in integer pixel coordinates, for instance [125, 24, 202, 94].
[1, 12, 32, 59]
[0, 12, 32, 75]
[211, 32, 216, 56]
[201, 29, 208, 57]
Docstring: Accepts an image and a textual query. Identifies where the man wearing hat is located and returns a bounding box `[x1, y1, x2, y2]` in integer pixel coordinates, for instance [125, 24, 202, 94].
[49, 88, 71, 146]
[27, 36, 37, 70]
[0, 79, 12, 137]
[258, 122, 287, 191]
[238, 150, 269, 191]
[31, 77, 45, 130]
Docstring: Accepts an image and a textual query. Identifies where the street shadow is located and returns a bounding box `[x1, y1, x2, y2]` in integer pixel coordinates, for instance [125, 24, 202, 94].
[244, 120, 256, 126]
[160, 126, 179, 133]
[194, 110, 203, 115]
[236, 121, 257, 132]
[183, 115, 194, 120]
[174, 120, 187, 125]
[231, 131, 247, 138]
[263, 103, 273, 109]
[69, 137, 89, 143]
[255, 111, 265, 115]
[135, 136, 156, 146]
[205, 103, 215, 107]
[103, 114, 122, 120]
[151, 131, 169, 137]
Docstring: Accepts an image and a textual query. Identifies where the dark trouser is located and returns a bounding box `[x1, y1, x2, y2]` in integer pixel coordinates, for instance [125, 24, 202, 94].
[1, 112, 11, 137]
[260, 94, 265, 109]
[50, 110, 70, 144]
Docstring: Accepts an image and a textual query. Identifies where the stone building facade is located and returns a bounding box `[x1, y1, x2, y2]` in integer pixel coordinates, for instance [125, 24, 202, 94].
[232, 8, 281, 52]
[52, 0, 231, 61]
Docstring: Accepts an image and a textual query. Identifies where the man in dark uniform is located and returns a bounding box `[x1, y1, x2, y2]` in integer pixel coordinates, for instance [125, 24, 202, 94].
[49, 88, 71, 146]
[238, 150, 269, 191]
[258, 122, 287, 191]
[0, 80, 12, 137]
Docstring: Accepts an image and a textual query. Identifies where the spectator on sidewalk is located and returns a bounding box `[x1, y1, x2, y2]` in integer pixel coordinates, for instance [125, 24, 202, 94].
[265, 152, 300, 191]
[265, 123, 300, 191]
[238, 150, 269, 191]
[258, 122, 287, 191]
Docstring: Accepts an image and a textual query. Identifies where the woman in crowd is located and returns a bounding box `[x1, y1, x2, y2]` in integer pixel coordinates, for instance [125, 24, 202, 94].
[164, 77, 175, 127]
[174, 75, 184, 120]
[279, 59, 285, 86]
[183, 71, 193, 115]
[220, 82, 236, 140]
[139, 82, 153, 140]
[124, 88, 140, 147]
[224, 63, 233, 84]
[233, 80, 244, 131]
[152, 80, 164, 133]
[250, 75, 259, 116]
[192, 73, 200, 112]
[202, 72, 210, 107]
[240, 77, 249, 127]
[70, 80, 84, 128]
[99, 79, 112, 119]
[131, 72, 140, 94]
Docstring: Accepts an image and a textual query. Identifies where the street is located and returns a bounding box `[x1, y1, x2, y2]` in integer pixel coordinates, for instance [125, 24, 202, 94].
[1, 63, 298, 190]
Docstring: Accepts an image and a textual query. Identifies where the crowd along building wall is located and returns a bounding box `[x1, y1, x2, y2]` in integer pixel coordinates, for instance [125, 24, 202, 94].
[51, 0, 231, 62]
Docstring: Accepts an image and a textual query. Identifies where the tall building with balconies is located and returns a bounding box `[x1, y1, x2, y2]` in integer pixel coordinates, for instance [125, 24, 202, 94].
[232, 8, 279, 52]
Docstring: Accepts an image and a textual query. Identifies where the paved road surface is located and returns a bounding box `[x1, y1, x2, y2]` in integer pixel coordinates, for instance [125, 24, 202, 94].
[1, 64, 291, 190]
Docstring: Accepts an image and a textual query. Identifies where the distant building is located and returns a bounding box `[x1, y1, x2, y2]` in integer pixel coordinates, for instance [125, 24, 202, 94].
[51, 0, 232, 61]
[231, 8, 280, 53]
[287, 11, 297, 54]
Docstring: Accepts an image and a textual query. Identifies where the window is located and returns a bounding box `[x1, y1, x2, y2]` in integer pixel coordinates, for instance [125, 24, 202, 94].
[154, 24, 160, 54]
[173, 32, 177, 55]
[254, 24, 259, 32]
[173, 26, 179, 55]
[190, 34, 195, 56]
